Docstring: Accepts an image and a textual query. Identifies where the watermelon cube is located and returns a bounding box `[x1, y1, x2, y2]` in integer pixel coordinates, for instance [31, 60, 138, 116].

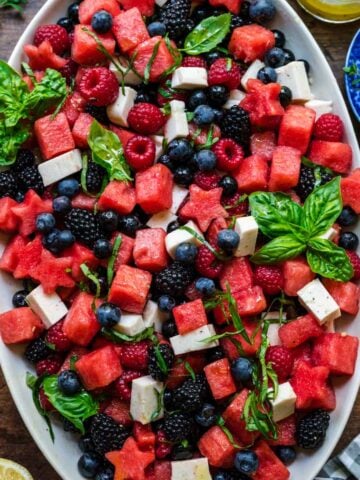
[268, 415, 296, 446]
[108, 265, 152, 313]
[312, 333, 359, 376]
[234, 286, 266, 317]
[341, 169, 360, 213]
[24, 40, 67, 71]
[11, 190, 53, 237]
[133, 228, 168, 272]
[72, 193, 97, 211]
[198, 426, 237, 468]
[0, 307, 44, 345]
[136, 164, 173, 214]
[309, 140, 352, 174]
[62, 242, 99, 282]
[229, 25, 275, 62]
[234, 154, 269, 193]
[166, 352, 207, 389]
[154, 461, 171, 480]
[110, 125, 136, 148]
[72, 25, 116, 66]
[104, 399, 132, 427]
[34, 112, 75, 160]
[282, 258, 315, 296]
[0, 235, 27, 273]
[322, 279, 359, 315]
[0, 197, 19, 233]
[63, 292, 101, 346]
[76, 345, 122, 390]
[252, 440, 290, 480]
[220, 320, 262, 358]
[292, 343, 313, 371]
[219, 257, 254, 294]
[98, 180, 136, 215]
[268, 146, 301, 192]
[209, 0, 242, 14]
[72, 112, 94, 149]
[133, 36, 177, 83]
[278, 105, 316, 154]
[173, 299, 208, 335]
[61, 91, 86, 128]
[113, 233, 134, 268]
[204, 358, 236, 400]
[279, 314, 324, 349]
[133, 422, 156, 450]
[112, 8, 150, 54]
[223, 389, 259, 444]
[79, 0, 121, 24]
[250, 131, 276, 161]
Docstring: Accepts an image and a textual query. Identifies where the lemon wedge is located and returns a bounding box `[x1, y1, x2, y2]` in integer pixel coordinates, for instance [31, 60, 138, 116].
[0, 459, 33, 480]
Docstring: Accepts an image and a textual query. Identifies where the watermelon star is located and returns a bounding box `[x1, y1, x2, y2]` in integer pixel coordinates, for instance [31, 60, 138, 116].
[106, 436, 155, 480]
[33, 249, 75, 294]
[11, 190, 53, 236]
[180, 184, 229, 232]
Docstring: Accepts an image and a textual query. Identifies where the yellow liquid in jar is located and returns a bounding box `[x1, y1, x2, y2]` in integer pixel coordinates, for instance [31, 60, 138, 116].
[297, 0, 360, 22]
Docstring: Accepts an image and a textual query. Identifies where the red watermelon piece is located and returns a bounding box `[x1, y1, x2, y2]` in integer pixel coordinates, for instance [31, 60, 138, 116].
[154, 461, 171, 480]
[133, 228, 168, 272]
[34, 112, 75, 160]
[250, 131, 276, 161]
[61, 91, 86, 127]
[341, 169, 360, 213]
[219, 257, 254, 294]
[229, 25, 275, 62]
[322, 278, 359, 315]
[223, 389, 259, 445]
[312, 333, 358, 376]
[309, 140, 352, 174]
[133, 422, 156, 450]
[136, 164, 173, 214]
[198, 426, 238, 468]
[13, 235, 43, 279]
[108, 265, 152, 313]
[113, 233, 134, 268]
[253, 440, 290, 480]
[173, 299, 208, 335]
[234, 286, 266, 317]
[234, 154, 269, 193]
[112, 8, 150, 54]
[0, 235, 27, 273]
[72, 112, 94, 149]
[268, 415, 296, 446]
[0, 307, 44, 345]
[106, 437, 155, 480]
[166, 352, 207, 389]
[133, 36, 177, 83]
[72, 25, 116, 66]
[220, 320, 262, 358]
[104, 399, 132, 427]
[278, 105, 315, 154]
[282, 258, 315, 297]
[110, 125, 136, 148]
[118, 0, 155, 16]
[204, 358, 237, 400]
[11, 190, 52, 237]
[76, 345, 122, 390]
[79, 0, 121, 24]
[98, 181, 136, 215]
[268, 146, 301, 192]
[24, 40, 67, 70]
[63, 292, 101, 346]
[0, 197, 19, 233]
[207, 217, 228, 247]
[62, 242, 99, 282]
[72, 193, 97, 211]
[34, 249, 75, 293]
[279, 314, 324, 349]
[209, 0, 242, 13]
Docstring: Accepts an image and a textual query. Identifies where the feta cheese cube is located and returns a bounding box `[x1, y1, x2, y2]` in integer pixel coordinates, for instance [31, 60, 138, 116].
[130, 375, 164, 424]
[171, 185, 189, 214]
[106, 86, 137, 127]
[270, 382, 297, 422]
[151, 135, 165, 160]
[38, 149, 82, 187]
[113, 313, 146, 336]
[170, 325, 219, 355]
[172, 67, 208, 90]
[241, 59, 265, 90]
[234, 216, 258, 257]
[276, 61, 312, 102]
[147, 211, 178, 229]
[110, 57, 142, 86]
[267, 322, 281, 346]
[297, 278, 341, 325]
[304, 99, 333, 119]
[171, 458, 212, 480]
[319, 227, 337, 241]
[170, 100, 186, 113]
[224, 89, 246, 109]
[165, 111, 189, 143]
[165, 220, 203, 258]
[143, 300, 167, 332]
[26, 285, 68, 328]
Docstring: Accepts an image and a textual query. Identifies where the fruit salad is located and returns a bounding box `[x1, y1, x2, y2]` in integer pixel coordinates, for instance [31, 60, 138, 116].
[0, 0, 359, 479]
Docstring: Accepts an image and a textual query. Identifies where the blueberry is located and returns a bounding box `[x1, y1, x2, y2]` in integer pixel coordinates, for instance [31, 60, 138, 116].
[53, 195, 71, 214]
[175, 242, 198, 264]
[96, 302, 121, 328]
[58, 230, 75, 249]
[272, 29, 286, 48]
[257, 66, 277, 84]
[207, 85, 230, 108]
[339, 232, 359, 251]
[58, 178, 79, 198]
[212, 108, 224, 124]
[217, 229, 240, 251]
[195, 403, 217, 427]
[147, 21, 166, 37]
[167, 139, 194, 164]
[194, 150, 217, 171]
[58, 370, 82, 395]
[213, 471, 239, 480]
[118, 215, 142, 237]
[78, 452, 102, 479]
[91, 10, 113, 33]
[195, 277, 216, 296]
[174, 166, 194, 187]
[204, 51, 223, 67]
[193, 105, 215, 126]
[279, 86, 293, 107]
[187, 90, 208, 111]
[158, 295, 176, 312]
[219, 176, 238, 196]
[79, 434, 95, 453]
[12, 290, 29, 308]
[42, 229, 61, 254]
[231, 357, 253, 383]
[298, 58, 310, 75]
[337, 207, 357, 227]
[135, 91, 152, 104]
[249, 0, 276, 24]
[94, 238, 112, 259]
[275, 446, 297, 465]
[162, 319, 178, 338]
[36, 213, 56, 233]
[57, 17, 74, 32]
[191, 5, 212, 23]
[68, 2, 80, 23]
[98, 210, 118, 233]
[234, 450, 259, 474]
[206, 347, 225, 363]
[167, 219, 182, 234]
[171, 443, 193, 461]
[283, 48, 296, 64]
[95, 468, 114, 480]
[264, 47, 286, 68]
[158, 154, 176, 172]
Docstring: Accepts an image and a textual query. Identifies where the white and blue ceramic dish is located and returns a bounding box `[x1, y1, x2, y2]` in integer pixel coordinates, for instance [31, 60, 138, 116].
[345, 29, 360, 122]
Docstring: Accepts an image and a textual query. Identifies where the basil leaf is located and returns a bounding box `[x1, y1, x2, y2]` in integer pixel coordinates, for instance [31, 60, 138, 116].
[107, 235, 122, 286]
[302, 177, 342, 237]
[24, 68, 67, 117]
[251, 235, 306, 264]
[183, 13, 231, 55]
[42, 375, 99, 434]
[249, 192, 305, 240]
[0, 122, 30, 165]
[101, 326, 155, 343]
[26, 373, 55, 441]
[88, 120, 132, 182]
[307, 238, 353, 282]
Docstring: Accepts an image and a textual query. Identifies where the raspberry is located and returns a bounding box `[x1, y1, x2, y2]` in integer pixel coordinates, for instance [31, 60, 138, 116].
[45, 320, 72, 352]
[128, 103, 167, 135]
[182, 56, 207, 68]
[254, 265, 284, 295]
[314, 114, 344, 142]
[78, 67, 119, 107]
[115, 370, 142, 401]
[124, 135, 156, 171]
[194, 171, 221, 190]
[221, 192, 249, 216]
[213, 138, 244, 171]
[208, 58, 241, 90]
[34, 24, 70, 54]
[346, 250, 360, 280]
[156, 443, 172, 459]
[120, 341, 150, 371]
[36, 355, 63, 376]
[195, 245, 223, 279]
[265, 346, 294, 383]
[39, 388, 54, 411]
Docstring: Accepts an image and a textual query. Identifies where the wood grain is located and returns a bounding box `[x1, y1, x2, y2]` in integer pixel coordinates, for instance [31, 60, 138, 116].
[0, 2, 359, 479]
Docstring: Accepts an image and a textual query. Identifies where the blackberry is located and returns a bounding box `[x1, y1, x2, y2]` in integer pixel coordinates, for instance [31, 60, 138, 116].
[25, 338, 52, 363]
[295, 165, 333, 202]
[159, 0, 191, 39]
[0, 171, 18, 198]
[86, 162, 106, 193]
[172, 374, 209, 412]
[163, 412, 193, 442]
[90, 414, 130, 455]
[84, 104, 109, 124]
[17, 165, 44, 195]
[12, 149, 35, 172]
[64, 208, 101, 247]
[296, 410, 330, 449]
[220, 106, 251, 147]
[154, 262, 195, 297]
[148, 344, 175, 381]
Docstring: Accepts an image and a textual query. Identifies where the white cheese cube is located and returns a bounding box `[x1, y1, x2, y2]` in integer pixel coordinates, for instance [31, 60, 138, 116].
[276, 61, 312, 102]
[172, 67, 208, 90]
[224, 89, 246, 109]
[171, 185, 188, 214]
[170, 325, 219, 355]
[26, 285, 68, 328]
[165, 111, 189, 143]
[304, 99, 333, 119]
[270, 382, 297, 422]
[110, 57, 142, 86]
[297, 279, 341, 325]
[38, 149, 82, 187]
[267, 322, 281, 346]
[151, 135, 165, 161]
[143, 300, 167, 332]
[170, 100, 186, 113]
[171, 458, 212, 480]
[319, 227, 337, 241]
[106, 86, 137, 127]
[113, 313, 146, 336]
[234, 216, 258, 257]
[130, 375, 164, 424]
[147, 211, 178, 229]
[241, 59, 265, 90]
[165, 220, 203, 258]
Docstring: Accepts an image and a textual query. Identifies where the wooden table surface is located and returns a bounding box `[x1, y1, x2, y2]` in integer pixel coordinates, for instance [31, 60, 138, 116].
[0, 1, 359, 479]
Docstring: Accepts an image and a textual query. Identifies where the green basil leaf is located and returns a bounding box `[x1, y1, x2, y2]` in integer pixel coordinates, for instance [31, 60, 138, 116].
[101, 326, 155, 343]
[307, 238, 353, 281]
[26, 373, 55, 441]
[183, 13, 231, 55]
[251, 235, 306, 264]
[0, 122, 30, 166]
[249, 192, 306, 240]
[42, 375, 99, 434]
[107, 235, 122, 286]
[302, 177, 342, 237]
[24, 68, 67, 117]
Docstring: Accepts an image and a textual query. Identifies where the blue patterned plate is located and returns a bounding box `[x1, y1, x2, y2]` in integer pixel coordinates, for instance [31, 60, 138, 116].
[345, 29, 360, 122]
